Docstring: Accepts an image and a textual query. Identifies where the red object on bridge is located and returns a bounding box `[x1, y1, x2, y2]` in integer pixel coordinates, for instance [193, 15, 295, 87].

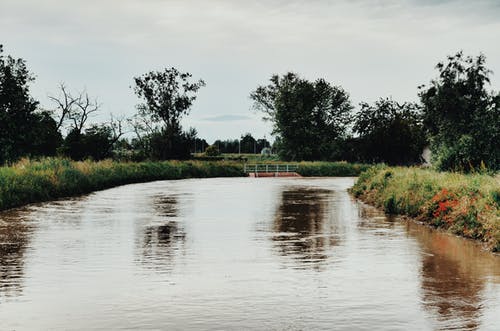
[248, 172, 301, 177]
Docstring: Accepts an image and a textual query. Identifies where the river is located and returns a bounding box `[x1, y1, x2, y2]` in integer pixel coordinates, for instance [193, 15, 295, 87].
[0, 177, 499, 330]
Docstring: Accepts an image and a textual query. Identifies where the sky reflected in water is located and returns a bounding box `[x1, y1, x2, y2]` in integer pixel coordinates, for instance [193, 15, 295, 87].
[0, 177, 498, 330]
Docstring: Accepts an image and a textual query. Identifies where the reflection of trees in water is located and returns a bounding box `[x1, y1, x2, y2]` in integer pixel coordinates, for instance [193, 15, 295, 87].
[0, 212, 32, 297]
[415, 229, 499, 330]
[356, 203, 400, 238]
[272, 188, 341, 268]
[356, 203, 498, 330]
[137, 195, 186, 272]
[421, 252, 482, 330]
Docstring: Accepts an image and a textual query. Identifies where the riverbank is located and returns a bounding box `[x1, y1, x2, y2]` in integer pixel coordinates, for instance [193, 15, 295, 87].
[0, 158, 244, 211]
[0, 158, 369, 211]
[350, 166, 500, 252]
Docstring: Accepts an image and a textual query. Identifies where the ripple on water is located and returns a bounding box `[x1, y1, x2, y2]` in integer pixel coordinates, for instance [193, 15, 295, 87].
[0, 177, 498, 330]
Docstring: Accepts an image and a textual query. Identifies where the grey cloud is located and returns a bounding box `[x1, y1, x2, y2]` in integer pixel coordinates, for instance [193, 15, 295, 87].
[0, 0, 499, 142]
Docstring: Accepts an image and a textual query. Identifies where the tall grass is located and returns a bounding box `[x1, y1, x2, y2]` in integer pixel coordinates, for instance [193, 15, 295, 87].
[0, 158, 372, 212]
[351, 166, 500, 252]
[0, 158, 244, 211]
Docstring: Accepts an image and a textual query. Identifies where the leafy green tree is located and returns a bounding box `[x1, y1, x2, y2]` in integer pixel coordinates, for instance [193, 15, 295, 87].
[31, 111, 63, 157]
[61, 119, 124, 161]
[240, 133, 256, 154]
[250, 72, 353, 161]
[419, 52, 500, 171]
[212, 139, 238, 154]
[0, 45, 61, 163]
[353, 98, 426, 165]
[133, 68, 205, 160]
[204, 145, 221, 157]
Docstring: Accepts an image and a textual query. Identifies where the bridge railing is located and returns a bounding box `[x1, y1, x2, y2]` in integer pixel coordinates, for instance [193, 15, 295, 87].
[243, 164, 299, 173]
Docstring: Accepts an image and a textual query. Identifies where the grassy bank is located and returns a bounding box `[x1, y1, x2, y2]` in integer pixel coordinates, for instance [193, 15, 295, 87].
[351, 166, 500, 252]
[0, 158, 370, 212]
[0, 158, 244, 211]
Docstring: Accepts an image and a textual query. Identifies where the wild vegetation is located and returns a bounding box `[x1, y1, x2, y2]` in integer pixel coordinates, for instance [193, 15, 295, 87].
[419, 52, 500, 171]
[0, 158, 244, 211]
[2, 43, 498, 171]
[351, 166, 500, 252]
[0, 158, 371, 211]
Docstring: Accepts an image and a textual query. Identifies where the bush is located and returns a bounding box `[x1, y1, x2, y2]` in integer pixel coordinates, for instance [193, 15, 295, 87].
[204, 145, 221, 157]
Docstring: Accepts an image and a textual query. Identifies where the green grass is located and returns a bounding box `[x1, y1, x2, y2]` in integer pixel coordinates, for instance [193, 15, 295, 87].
[351, 166, 500, 252]
[0, 158, 244, 211]
[0, 158, 371, 212]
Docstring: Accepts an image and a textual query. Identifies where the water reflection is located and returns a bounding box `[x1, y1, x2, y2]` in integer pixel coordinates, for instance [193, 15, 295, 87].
[0, 211, 32, 298]
[272, 187, 341, 268]
[355, 203, 401, 239]
[0, 177, 498, 330]
[136, 194, 186, 272]
[413, 226, 500, 330]
[356, 203, 500, 330]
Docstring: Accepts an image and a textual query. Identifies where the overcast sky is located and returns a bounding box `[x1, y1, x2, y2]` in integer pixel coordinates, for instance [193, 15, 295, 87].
[1, 0, 499, 143]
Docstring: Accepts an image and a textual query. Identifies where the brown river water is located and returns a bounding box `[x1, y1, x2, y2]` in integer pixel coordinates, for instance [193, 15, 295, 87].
[0, 177, 499, 330]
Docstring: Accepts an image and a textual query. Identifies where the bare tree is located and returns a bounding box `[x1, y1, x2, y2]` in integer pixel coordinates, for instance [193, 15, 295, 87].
[128, 113, 156, 143]
[70, 92, 100, 134]
[108, 114, 125, 147]
[48, 83, 78, 130]
[48, 84, 100, 134]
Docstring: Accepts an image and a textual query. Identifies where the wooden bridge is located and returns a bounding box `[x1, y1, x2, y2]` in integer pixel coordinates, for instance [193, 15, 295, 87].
[243, 164, 301, 177]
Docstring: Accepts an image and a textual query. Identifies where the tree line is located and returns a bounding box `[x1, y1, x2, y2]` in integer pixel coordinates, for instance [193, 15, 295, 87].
[1, 43, 499, 171]
[250, 51, 500, 171]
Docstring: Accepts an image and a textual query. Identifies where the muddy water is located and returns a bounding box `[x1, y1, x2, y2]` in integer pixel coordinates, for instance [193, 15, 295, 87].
[0, 177, 498, 330]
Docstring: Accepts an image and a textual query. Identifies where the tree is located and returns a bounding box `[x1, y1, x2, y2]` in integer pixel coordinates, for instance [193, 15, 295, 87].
[419, 52, 500, 171]
[30, 111, 63, 157]
[0, 45, 61, 163]
[250, 72, 353, 161]
[204, 145, 221, 157]
[61, 114, 125, 161]
[48, 84, 100, 134]
[240, 133, 256, 154]
[212, 139, 239, 154]
[353, 98, 426, 165]
[133, 67, 205, 159]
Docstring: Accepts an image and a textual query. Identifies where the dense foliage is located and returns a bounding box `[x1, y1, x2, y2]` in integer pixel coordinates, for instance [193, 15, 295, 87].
[132, 68, 205, 160]
[250, 73, 353, 161]
[419, 52, 500, 171]
[352, 98, 427, 165]
[213, 134, 270, 154]
[0, 45, 61, 163]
